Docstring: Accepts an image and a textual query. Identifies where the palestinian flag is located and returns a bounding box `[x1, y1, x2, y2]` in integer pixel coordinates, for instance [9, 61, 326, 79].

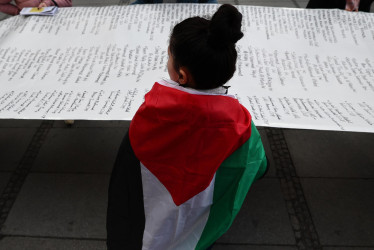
[107, 80, 267, 250]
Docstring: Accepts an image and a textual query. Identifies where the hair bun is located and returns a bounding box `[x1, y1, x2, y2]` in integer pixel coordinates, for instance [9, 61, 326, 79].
[208, 4, 244, 48]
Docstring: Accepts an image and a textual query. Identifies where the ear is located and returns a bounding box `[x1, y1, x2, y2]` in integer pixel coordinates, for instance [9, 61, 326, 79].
[177, 67, 189, 85]
[178, 67, 195, 88]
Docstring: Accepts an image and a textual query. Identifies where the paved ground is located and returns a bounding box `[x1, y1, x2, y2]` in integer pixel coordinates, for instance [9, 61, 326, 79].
[0, 1, 374, 250]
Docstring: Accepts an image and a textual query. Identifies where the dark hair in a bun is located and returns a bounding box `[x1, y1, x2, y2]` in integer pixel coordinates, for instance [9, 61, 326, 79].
[208, 4, 244, 48]
[169, 4, 243, 89]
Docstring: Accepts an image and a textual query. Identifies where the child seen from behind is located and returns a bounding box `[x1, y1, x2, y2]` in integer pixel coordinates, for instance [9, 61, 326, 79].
[107, 4, 268, 250]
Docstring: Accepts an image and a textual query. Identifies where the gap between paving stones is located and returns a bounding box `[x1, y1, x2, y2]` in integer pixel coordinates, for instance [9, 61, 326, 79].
[1, 234, 106, 241]
[0, 120, 54, 239]
[214, 242, 298, 247]
[265, 127, 322, 250]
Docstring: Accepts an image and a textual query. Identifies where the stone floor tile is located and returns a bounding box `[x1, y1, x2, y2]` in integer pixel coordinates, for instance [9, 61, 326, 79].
[52, 120, 130, 128]
[217, 179, 295, 245]
[213, 245, 297, 250]
[295, 1, 309, 8]
[32, 128, 126, 173]
[284, 130, 374, 178]
[324, 247, 374, 250]
[258, 129, 276, 177]
[73, 0, 120, 6]
[0, 173, 11, 193]
[219, 0, 239, 4]
[0, 237, 106, 250]
[237, 0, 297, 8]
[301, 179, 374, 246]
[0, 128, 36, 171]
[1, 173, 109, 239]
[72, 3, 120, 7]
[73, 0, 121, 6]
[239, 0, 295, 2]
[119, 0, 132, 4]
[0, 12, 10, 21]
[0, 119, 42, 128]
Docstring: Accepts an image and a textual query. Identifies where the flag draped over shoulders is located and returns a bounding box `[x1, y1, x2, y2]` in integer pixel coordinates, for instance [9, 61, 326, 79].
[107, 80, 267, 250]
[130, 80, 252, 206]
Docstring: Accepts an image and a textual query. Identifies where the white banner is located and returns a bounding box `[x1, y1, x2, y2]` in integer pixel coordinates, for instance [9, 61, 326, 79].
[0, 4, 373, 132]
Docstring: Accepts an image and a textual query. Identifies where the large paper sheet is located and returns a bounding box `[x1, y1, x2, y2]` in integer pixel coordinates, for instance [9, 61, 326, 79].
[0, 5, 373, 132]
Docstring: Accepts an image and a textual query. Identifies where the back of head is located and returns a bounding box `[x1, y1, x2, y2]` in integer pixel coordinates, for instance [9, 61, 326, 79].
[169, 4, 244, 90]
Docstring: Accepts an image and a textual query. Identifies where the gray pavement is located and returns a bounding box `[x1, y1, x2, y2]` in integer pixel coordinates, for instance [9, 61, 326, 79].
[0, 1, 374, 250]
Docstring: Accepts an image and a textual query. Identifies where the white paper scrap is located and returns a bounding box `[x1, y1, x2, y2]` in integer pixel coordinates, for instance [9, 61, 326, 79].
[20, 6, 58, 16]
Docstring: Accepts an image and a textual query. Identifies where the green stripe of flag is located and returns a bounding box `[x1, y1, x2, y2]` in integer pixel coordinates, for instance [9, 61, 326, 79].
[196, 122, 267, 250]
